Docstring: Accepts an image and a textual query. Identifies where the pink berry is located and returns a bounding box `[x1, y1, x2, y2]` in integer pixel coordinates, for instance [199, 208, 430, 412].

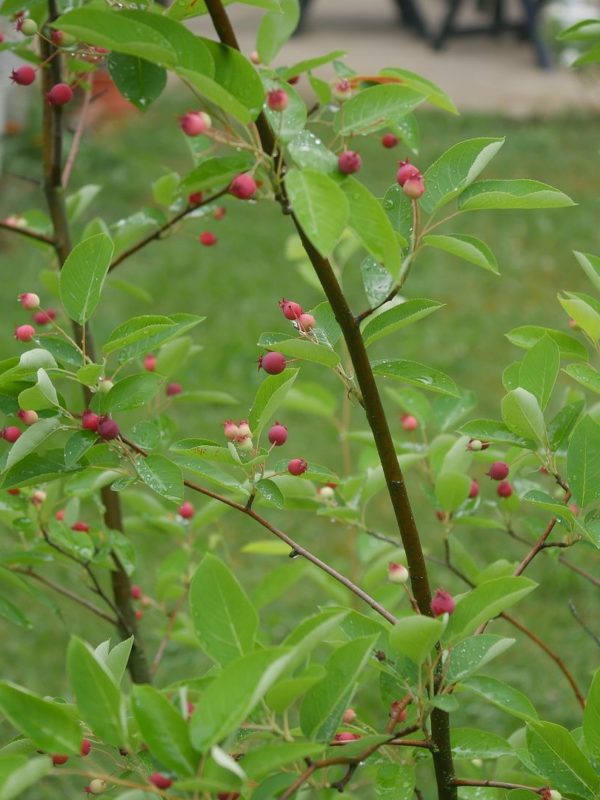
[46, 82, 73, 106]
[150, 773, 172, 790]
[199, 231, 217, 247]
[223, 420, 240, 440]
[431, 589, 455, 617]
[382, 133, 399, 149]
[33, 309, 57, 325]
[18, 292, 40, 309]
[298, 313, 315, 331]
[469, 479, 479, 499]
[342, 708, 357, 724]
[52, 755, 69, 766]
[10, 65, 36, 86]
[497, 481, 513, 498]
[334, 732, 361, 742]
[2, 427, 21, 443]
[331, 79, 353, 101]
[14, 324, 36, 342]
[80, 738, 92, 757]
[403, 175, 425, 199]
[143, 354, 156, 372]
[130, 584, 142, 599]
[31, 490, 46, 506]
[390, 700, 408, 722]
[213, 206, 227, 220]
[279, 299, 303, 320]
[401, 414, 418, 432]
[135, 609, 143, 621]
[188, 191, 204, 205]
[487, 461, 509, 481]
[166, 382, 182, 396]
[18, 409, 38, 425]
[268, 422, 288, 446]
[338, 150, 362, 175]
[288, 458, 308, 476]
[237, 421, 252, 438]
[396, 160, 421, 186]
[50, 30, 64, 46]
[230, 173, 257, 200]
[55, 509, 65, 521]
[71, 522, 90, 532]
[267, 89, 288, 111]
[259, 351, 287, 375]
[180, 111, 211, 136]
[97, 416, 120, 440]
[388, 562, 409, 584]
[179, 501, 195, 519]
[81, 410, 100, 431]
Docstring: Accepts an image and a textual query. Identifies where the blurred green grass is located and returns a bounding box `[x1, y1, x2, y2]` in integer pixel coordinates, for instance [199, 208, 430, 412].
[0, 96, 598, 742]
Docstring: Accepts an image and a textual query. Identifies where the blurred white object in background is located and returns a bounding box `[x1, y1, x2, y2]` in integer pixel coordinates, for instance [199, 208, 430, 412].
[541, 0, 600, 65]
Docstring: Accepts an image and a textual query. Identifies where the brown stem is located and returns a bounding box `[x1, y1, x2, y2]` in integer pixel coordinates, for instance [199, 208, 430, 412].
[568, 600, 600, 649]
[453, 779, 543, 793]
[0, 220, 56, 246]
[559, 556, 600, 588]
[62, 87, 92, 188]
[515, 512, 563, 576]
[40, 7, 150, 684]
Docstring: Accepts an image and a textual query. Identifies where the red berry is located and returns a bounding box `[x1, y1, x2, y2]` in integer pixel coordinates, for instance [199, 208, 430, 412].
[230, 173, 257, 200]
[2, 427, 22, 443]
[487, 461, 509, 481]
[179, 501, 195, 519]
[288, 458, 308, 476]
[268, 422, 288, 446]
[187, 701, 195, 715]
[81, 410, 100, 432]
[403, 175, 425, 199]
[10, 65, 36, 86]
[188, 191, 204, 205]
[71, 522, 90, 532]
[342, 708, 357, 724]
[18, 409, 38, 425]
[267, 89, 288, 111]
[97, 416, 120, 440]
[279, 299, 303, 320]
[50, 30, 64, 45]
[150, 773, 172, 790]
[130, 584, 142, 599]
[14, 324, 35, 342]
[396, 160, 420, 186]
[166, 382, 182, 396]
[259, 351, 287, 375]
[497, 481, 513, 498]
[46, 83, 73, 106]
[180, 111, 211, 136]
[217, 794, 240, 800]
[52, 755, 69, 766]
[223, 420, 240, 440]
[18, 292, 40, 309]
[401, 414, 418, 431]
[390, 700, 408, 722]
[7, 489, 20, 495]
[382, 133, 399, 148]
[143, 354, 156, 372]
[33, 309, 57, 325]
[431, 589, 455, 617]
[80, 738, 92, 757]
[199, 231, 217, 247]
[469, 479, 479, 499]
[338, 150, 362, 175]
[135, 609, 143, 621]
[334, 732, 361, 742]
[55, 509, 65, 521]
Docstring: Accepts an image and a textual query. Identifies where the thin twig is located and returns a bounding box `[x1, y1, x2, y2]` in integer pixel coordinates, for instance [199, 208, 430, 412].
[0, 220, 55, 246]
[514, 514, 561, 576]
[453, 779, 544, 792]
[150, 592, 187, 675]
[568, 600, 600, 648]
[62, 87, 92, 188]
[559, 556, 600, 588]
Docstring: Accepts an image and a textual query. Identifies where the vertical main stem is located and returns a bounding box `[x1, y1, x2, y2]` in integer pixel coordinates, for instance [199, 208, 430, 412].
[203, 2, 456, 798]
[39, 7, 151, 684]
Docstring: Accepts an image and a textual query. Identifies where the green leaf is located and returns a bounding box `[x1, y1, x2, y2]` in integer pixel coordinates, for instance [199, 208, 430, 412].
[334, 84, 423, 136]
[567, 415, 600, 508]
[559, 293, 600, 341]
[263, 77, 306, 143]
[526, 721, 599, 798]
[132, 685, 198, 775]
[0, 755, 52, 800]
[548, 399, 585, 450]
[462, 675, 538, 721]
[521, 490, 575, 528]
[281, 50, 346, 80]
[249, 368, 298, 437]
[265, 664, 325, 713]
[388, 615, 445, 665]
[257, 334, 339, 367]
[285, 169, 349, 257]
[583, 669, 600, 761]
[181, 154, 255, 192]
[0, 683, 81, 753]
[501, 388, 547, 446]
[200, 38, 264, 121]
[422, 234, 498, 274]
[287, 131, 337, 174]
[18, 369, 59, 411]
[375, 763, 415, 800]
[445, 577, 537, 641]
[340, 177, 400, 273]
[518, 334, 560, 410]
[189, 553, 258, 665]
[242, 742, 325, 780]
[300, 635, 377, 742]
[372, 359, 459, 396]
[446, 635, 515, 683]
[378, 67, 458, 113]
[67, 636, 127, 748]
[573, 251, 600, 294]
[102, 373, 162, 412]
[104, 637, 134, 685]
[361, 299, 442, 347]
[459, 418, 536, 449]
[506, 325, 588, 361]
[255, 479, 284, 509]
[458, 179, 575, 210]
[361, 256, 395, 307]
[452, 728, 512, 759]
[564, 363, 600, 394]
[435, 471, 471, 512]
[64, 430, 97, 468]
[1, 450, 79, 490]
[108, 53, 166, 111]
[256, 0, 300, 64]
[135, 455, 183, 504]
[60, 233, 114, 324]
[383, 184, 413, 245]
[4, 417, 61, 471]
[420, 138, 504, 214]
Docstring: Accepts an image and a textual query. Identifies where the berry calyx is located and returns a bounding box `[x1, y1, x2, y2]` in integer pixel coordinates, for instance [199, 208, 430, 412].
[180, 111, 211, 136]
[401, 414, 418, 431]
[342, 708, 357, 724]
[179, 501, 195, 519]
[223, 420, 240, 440]
[431, 588, 455, 616]
[338, 150, 362, 175]
[46, 82, 73, 106]
[334, 732, 361, 742]
[52, 755, 69, 766]
[268, 422, 288, 446]
[259, 351, 287, 375]
[288, 458, 308, 476]
[150, 773, 172, 790]
[130, 585, 142, 599]
[143, 354, 156, 372]
[388, 562, 409, 584]
[71, 522, 90, 533]
[298, 313, 315, 331]
[10, 65, 36, 86]
[88, 779, 107, 795]
[33, 309, 57, 325]
[18, 292, 40, 309]
[497, 481, 513, 498]
[199, 231, 217, 247]
[266, 89, 288, 111]
[403, 175, 425, 199]
[279, 299, 303, 320]
[331, 79, 353, 101]
[469, 479, 479, 499]
[97, 416, 120, 440]
[487, 461, 509, 481]
[396, 160, 420, 186]
[2, 427, 22, 443]
[166, 382, 182, 396]
[381, 133, 399, 148]
[80, 738, 92, 757]
[188, 191, 204, 205]
[230, 173, 257, 200]
[81, 410, 100, 431]
[18, 409, 38, 425]
[15, 324, 36, 342]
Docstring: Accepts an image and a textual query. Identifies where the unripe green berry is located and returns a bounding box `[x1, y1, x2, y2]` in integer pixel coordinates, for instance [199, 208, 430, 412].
[97, 378, 114, 394]
[21, 18, 38, 36]
[89, 779, 107, 795]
